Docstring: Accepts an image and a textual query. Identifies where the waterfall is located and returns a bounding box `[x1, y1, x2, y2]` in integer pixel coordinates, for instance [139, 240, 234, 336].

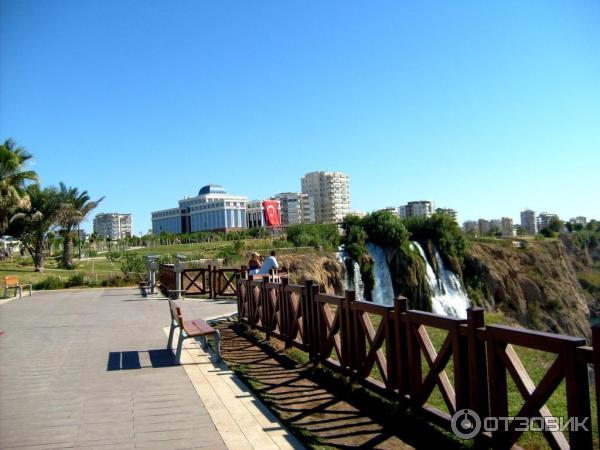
[412, 242, 469, 319]
[336, 249, 364, 301]
[336, 243, 394, 305]
[366, 242, 394, 306]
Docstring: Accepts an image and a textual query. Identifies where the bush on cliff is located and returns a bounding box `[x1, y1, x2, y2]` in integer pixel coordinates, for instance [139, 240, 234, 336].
[286, 224, 340, 250]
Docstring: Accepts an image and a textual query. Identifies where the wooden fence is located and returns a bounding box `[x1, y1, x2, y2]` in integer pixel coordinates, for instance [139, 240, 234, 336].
[160, 264, 287, 298]
[159, 264, 241, 298]
[237, 277, 600, 450]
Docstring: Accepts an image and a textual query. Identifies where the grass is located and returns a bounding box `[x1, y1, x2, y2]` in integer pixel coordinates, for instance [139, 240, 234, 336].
[278, 309, 598, 449]
[0, 238, 317, 296]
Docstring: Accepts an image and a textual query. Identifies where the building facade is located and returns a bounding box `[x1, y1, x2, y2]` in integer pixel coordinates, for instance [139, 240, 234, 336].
[272, 192, 315, 225]
[301, 171, 350, 224]
[501, 217, 514, 236]
[537, 212, 559, 231]
[399, 201, 434, 220]
[520, 209, 537, 235]
[478, 219, 491, 236]
[463, 220, 477, 234]
[246, 200, 281, 228]
[151, 185, 247, 235]
[93, 213, 133, 240]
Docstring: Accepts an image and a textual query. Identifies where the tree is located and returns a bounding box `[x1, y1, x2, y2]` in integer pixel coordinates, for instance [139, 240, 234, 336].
[0, 139, 39, 233]
[548, 217, 564, 233]
[56, 182, 104, 268]
[9, 185, 60, 272]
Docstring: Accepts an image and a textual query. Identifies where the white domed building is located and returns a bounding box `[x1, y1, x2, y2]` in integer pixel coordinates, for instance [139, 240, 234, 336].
[151, 184, 247, 234]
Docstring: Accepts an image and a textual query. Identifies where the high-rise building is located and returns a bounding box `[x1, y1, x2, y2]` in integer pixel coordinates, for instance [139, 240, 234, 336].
[93, 213, 133, 240]
[501, 217, 514, 236]
[398, 201, 434, 219]
[151, 184, 247, 234]
[463, 220, 478, 234]
[570, 216, 587, 225]
[272, 192, 315, 225]
[478, 219, 491, 236]
[301, 171, 350, 224]
[537, 212, 559, 231]
[520, 209, 537, 235]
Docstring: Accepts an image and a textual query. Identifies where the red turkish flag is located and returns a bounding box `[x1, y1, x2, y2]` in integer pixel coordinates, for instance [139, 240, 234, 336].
[262, 201, 280, 226]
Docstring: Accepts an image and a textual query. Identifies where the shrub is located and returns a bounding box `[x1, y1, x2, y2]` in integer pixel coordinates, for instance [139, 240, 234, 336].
[286, 224, 340, 250]
[120, 253, 146, 280]
[101, 274, 126, 287]
[65, 272, 88, 288]
[34, 276, 65, 290]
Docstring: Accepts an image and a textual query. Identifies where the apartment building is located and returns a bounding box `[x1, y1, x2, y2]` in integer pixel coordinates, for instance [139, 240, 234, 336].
[537, 212, 559, 231]
[398, 201, 434, 219]
[93, 213, 133, 240]
[272, 192, 315, 225]
[520, 209, 537, 235]
[301, 171, 350, 224]
[463, 220, 478, 234]
[151, 184, 247, 234]
[501, 217, 514, 236]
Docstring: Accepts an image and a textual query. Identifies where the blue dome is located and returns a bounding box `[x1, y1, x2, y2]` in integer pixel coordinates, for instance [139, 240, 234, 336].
[198, 184, 227, 196]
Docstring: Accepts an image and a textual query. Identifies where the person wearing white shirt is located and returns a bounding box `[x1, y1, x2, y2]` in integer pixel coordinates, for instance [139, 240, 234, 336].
[258, 251, 279, 275]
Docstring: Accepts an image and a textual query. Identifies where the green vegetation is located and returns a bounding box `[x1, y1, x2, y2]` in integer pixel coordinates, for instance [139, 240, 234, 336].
[341, 211, 466, 309]
[0, 139, 39, 234]
[285, 223, 340, 250]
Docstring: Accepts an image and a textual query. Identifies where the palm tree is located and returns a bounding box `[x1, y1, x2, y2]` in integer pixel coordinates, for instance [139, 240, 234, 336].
[9, 185, 60, 272]
[56, 182, 104, 268]
[0, 139, 39, 234]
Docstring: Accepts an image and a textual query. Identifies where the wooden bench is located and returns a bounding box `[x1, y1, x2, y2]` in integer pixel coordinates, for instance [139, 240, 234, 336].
[167, 300, 221, 364]
[3, 276, 32, 299]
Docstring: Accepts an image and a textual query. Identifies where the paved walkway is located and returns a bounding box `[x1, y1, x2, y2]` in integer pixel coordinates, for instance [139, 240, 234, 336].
[0, 288, 301, 450]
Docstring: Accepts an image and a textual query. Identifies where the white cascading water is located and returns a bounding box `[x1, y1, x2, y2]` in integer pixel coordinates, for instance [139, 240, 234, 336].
[336, 249, 364, 301]
[411, 242, 469, 319]
[366, 242, 395, 306]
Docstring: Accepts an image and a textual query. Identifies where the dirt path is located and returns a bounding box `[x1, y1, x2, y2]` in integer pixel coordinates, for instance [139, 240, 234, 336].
[217, 322, 466, 449]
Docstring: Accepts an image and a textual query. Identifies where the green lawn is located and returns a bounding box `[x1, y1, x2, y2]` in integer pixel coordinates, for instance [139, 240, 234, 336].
[316, 310, 597, 449]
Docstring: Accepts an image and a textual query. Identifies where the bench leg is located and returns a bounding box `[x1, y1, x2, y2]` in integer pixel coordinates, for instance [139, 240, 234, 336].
[17, 287, 22, 299]
[175, 333, 185, 364]
[198, 336, 208, 350]
[28, 285, 32, 296]
[167, 323, 176, 350]
[3, 287, 7, 298]
[213, 330, 221, 361]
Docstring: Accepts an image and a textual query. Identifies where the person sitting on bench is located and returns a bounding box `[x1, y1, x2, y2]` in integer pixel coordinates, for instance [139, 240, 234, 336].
[257, 250, 278, 275]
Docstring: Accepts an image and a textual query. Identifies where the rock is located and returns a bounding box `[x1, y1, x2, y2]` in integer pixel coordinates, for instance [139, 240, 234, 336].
[465, 240, 591, 341]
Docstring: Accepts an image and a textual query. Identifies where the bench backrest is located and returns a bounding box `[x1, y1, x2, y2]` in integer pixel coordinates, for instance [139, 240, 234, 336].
[168, 300, 184, 328]
[4, 276, 19, 288]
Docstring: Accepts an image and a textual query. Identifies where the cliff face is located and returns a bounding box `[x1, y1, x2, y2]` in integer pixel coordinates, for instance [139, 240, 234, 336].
[464, 240, 591, 340]
[279, 252, 345, 296]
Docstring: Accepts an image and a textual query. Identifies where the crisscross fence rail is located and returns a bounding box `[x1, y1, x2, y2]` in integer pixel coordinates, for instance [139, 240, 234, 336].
[237, 276, 600, 449]
[160, 264, 286, 298]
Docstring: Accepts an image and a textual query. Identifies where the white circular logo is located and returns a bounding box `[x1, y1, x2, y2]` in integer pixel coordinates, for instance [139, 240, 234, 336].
[451, 409, 481, 439]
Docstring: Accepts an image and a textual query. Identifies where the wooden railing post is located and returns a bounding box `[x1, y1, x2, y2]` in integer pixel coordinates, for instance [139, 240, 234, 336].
[565, 342, 593, 449]
[208, 264, 214, 298]
[303, 280, 319, 360]
[406, 312, 422, 404]
[593, 326, 600, 450]
[262, 275, 271, 339]
[341, 290, 354, 372]
[348, 290, 365, 375]
[466, 307, 488, 448]
[486, 334, 509, 448]
[280, 277, 289, 344]
[392, 296, 409, 395]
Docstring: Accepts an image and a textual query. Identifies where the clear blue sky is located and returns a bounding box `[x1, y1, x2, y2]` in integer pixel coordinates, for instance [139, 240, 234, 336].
[1, 0, 599, 234]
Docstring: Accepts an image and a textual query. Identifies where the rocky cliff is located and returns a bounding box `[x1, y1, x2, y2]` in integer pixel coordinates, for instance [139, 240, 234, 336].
[464, 240, 591, 340]
[279, 252, 345, 295]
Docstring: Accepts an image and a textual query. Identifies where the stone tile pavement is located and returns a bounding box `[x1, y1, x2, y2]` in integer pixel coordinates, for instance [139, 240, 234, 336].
[0, 288, 302, 449]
